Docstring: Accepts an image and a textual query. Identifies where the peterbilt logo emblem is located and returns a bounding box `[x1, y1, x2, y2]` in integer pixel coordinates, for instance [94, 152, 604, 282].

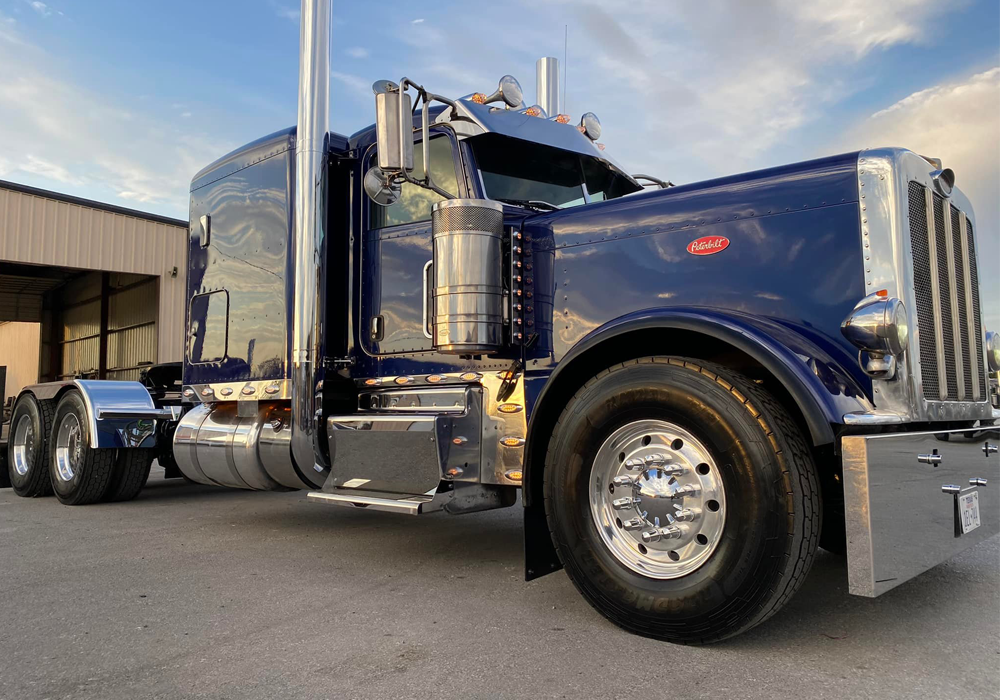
[686, 236, 730, 256]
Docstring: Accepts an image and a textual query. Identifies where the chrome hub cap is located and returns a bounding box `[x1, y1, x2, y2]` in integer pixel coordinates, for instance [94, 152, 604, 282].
[590, 419, 727, 579]
[54, 413, 83, 482]
[12, 414, 35, 476]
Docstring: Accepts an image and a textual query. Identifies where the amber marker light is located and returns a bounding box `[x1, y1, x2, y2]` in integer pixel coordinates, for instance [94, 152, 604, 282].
[426, 374, 446, 383]
[498, 403, 523, 414]
[500, 436, 525, 447]
[364, 378, 381, 386]
[394, 376, 414, 385]
[471, 92, 487, 104]
[504, 469, 523, 481]
[459, 372, 482, 382]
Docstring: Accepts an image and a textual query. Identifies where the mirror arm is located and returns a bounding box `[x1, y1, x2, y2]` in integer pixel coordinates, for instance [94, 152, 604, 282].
[393, 78, 457, 200]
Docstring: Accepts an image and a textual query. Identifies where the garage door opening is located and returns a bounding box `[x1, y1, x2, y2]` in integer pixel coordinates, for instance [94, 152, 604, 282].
[0, 261, 160, 386]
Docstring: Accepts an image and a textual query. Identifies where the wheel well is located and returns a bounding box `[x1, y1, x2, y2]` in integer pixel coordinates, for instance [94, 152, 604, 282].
[524, 327, 820, 509]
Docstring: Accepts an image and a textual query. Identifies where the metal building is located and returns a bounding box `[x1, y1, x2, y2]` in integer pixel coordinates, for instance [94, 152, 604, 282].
[0, 179, 188, 403]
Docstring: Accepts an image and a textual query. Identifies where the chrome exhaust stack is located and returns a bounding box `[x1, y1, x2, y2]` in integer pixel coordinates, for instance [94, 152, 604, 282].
[535, 57, 561, 120]
[290, 0, 332, 485]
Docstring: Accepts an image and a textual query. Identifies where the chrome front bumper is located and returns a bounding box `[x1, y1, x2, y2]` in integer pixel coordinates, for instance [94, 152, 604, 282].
[843, 426, 999, 597]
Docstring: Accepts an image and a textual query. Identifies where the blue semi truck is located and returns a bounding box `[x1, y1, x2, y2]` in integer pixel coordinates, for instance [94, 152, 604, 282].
[3, 1, 998, 643]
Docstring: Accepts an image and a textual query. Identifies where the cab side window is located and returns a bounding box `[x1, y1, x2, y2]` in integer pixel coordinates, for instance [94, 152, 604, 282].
[370, 135, 459, 228]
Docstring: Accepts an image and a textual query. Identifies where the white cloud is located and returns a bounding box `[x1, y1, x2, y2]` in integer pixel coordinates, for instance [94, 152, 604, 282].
[345, 46, 369, 59]
[20, 154, 83, 184]
[411, 18, 425, 24]
[180, 111, 192, 118]
[27, 1, 50, 17]
[838, 67, 1000, 328]
[0, 20, 235, 216]
[331, 70, 371, 100]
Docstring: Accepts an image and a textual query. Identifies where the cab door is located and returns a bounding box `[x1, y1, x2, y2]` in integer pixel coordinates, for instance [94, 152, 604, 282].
[360, 132, 464, 356]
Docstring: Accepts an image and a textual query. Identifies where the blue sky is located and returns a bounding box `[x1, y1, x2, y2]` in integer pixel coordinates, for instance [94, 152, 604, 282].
[0, 0, 998, 324]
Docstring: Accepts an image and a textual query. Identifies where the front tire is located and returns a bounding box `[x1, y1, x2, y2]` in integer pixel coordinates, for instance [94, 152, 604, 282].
[49, 391, 116, 506]
[543, 357, 820, 644]
[7, 395, 54, 497]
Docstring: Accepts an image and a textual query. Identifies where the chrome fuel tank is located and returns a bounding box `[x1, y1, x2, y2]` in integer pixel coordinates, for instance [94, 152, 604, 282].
[173, 403, 312, 490]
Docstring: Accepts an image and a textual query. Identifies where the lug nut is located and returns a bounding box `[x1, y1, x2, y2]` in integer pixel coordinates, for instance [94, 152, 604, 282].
[671, 484, 700, 499]
[622, 518, 644, 531]
[624, 458, 645, 471]
[612, 475, 634, 487]
[672, 507, 700, 522]
[612, 497, 640, 510]
[641, 525, 682, 544]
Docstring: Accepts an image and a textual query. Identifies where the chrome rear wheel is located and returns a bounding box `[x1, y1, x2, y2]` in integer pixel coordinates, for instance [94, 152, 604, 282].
[54, 412, 84, 482]
[12, 414, 35, 477]
[590, 420, 726, 579]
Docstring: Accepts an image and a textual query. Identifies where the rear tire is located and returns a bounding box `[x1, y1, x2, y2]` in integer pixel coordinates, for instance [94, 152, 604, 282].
[7, 395, 54, 497]
[543, 357, 820, 644]
[104, 449, 154, 502]
[48, 391, 116, 506]
[0, 443, 10, 488]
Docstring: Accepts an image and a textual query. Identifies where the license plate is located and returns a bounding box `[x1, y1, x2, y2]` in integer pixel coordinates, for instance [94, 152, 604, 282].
[959, 490, 982, 535]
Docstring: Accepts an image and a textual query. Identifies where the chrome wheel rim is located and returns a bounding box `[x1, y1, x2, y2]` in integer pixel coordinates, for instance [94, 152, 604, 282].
[54, 413, 83, 482]
[12, 414, 34, 476]
[589, 419, 727, 579]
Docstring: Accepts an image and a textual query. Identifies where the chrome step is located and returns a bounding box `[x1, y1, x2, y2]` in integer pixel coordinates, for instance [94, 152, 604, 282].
[306, 488, 445, 515]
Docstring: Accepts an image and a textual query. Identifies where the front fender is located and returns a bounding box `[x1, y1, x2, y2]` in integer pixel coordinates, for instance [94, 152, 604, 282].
[529, 307, 872, 451]
[20, 380, 179, 449]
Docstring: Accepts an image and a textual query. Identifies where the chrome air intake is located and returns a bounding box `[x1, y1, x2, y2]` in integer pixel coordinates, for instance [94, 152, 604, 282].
[431, 199, 505, 353]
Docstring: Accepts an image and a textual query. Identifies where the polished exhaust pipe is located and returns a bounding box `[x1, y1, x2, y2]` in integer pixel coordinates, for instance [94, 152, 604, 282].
[290, 0, 332, 485]
[536, 57, 561, 119]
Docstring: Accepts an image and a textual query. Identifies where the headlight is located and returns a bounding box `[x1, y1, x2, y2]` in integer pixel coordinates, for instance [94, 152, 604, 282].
[841, 293, 909, 357]
[986, 330, 1000, 372]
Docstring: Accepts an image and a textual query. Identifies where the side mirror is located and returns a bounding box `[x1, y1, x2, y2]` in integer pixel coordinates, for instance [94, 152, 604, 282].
[364, 165, 401, 207]
[373, 80, 413, 172]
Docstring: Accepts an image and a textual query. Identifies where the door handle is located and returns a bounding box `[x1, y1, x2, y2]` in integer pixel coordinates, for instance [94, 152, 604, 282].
[422, 260, 433, 340]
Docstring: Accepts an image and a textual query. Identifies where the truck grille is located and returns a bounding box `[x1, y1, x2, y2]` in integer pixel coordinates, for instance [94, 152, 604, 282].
[907, 181, 987, 402]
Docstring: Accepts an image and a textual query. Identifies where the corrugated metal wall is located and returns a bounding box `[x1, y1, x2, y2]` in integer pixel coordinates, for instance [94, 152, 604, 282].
[0, 184, 187, 363]
[46, 272, 159, 382]
[0, 322, 40, 400]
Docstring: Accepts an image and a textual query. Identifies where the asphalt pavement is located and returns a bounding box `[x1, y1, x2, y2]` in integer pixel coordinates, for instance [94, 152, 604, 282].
[1, 466, 998, 700]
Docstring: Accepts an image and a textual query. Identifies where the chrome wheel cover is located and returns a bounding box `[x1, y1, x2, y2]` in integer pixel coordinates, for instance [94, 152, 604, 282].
[589, 419, 727, 579]
[12, 414, 35, 476]
[54, 412, 83, 482]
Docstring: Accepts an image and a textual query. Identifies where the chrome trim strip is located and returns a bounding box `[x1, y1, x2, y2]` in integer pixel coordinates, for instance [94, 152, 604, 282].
[959, 211, 980, 401]
[924, 186, 948, 401]
[183, 379, 291, 403]
[359, 387, 468, 413]
[941, 199, 965, 399]
[842, 412, 906, 425]
[96, 407, 177, 421]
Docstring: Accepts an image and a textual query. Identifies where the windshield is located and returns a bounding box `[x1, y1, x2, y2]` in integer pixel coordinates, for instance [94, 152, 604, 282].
[470, 134, 640, 209]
